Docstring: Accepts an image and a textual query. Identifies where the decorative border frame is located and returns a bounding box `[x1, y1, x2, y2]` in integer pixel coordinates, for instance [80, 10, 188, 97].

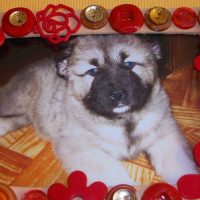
[0, 1, 199, 199]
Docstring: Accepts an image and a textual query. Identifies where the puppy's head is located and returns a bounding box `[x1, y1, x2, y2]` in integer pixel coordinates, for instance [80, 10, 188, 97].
[57, 35, 161, 119]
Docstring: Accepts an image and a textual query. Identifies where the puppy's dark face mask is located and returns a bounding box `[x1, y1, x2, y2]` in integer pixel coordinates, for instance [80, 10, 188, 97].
[83, 64, 152, 119]
[57, 35, 161, 119]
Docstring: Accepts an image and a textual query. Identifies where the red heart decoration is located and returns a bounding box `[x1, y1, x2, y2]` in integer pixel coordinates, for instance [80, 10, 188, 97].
[193, 142, 200, 167]
[177, 174, 200, 199]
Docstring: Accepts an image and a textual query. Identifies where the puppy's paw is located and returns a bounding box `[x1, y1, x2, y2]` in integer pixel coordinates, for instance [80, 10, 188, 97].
[154, 149, 198, 184]
[162, 163, 198, 184]
[57, 142, 138, 187]
[60, 150, 138, 187]
[85, 165, 138, 187]
[148, 132, 198, 184]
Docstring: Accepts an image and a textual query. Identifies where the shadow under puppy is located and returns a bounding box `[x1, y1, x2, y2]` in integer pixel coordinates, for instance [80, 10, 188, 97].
[0, 35, 197, 186]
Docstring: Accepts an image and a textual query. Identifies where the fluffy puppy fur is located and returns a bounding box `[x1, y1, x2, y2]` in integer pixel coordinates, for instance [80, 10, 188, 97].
[0, 35, 197, 186]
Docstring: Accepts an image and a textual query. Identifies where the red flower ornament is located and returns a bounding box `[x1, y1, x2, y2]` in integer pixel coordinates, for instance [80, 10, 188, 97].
[47, 171, 108, 200]
[34, 4, 81, 44]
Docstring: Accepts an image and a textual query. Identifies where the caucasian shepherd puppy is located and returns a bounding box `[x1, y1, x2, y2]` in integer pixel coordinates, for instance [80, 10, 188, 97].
[0, 35, 197, 186]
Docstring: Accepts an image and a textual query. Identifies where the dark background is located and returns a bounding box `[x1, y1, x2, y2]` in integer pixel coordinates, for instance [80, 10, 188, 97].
[0, 34, 199, 86]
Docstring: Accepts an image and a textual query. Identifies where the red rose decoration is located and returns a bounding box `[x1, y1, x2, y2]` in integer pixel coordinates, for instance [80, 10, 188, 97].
[47, 171, 108, 200]
[34, 4, 81, 44]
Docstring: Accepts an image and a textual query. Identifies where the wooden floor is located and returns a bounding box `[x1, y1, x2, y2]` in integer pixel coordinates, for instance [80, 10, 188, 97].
[0, 64, 199, 188]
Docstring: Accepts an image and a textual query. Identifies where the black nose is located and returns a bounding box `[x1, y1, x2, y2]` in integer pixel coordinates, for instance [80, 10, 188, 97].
[110, 90, 125, 101]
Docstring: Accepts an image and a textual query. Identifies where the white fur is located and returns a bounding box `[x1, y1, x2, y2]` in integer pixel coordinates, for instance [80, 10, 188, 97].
[113, 105, 130, 114]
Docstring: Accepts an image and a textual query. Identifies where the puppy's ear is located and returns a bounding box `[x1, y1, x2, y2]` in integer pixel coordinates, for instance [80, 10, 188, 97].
[139, 34, 162, 60]
[56, 37, 78, 80]
[56, 54, 69, 80]
[145, 35, 169, 77]
[148, 42, 161, 60]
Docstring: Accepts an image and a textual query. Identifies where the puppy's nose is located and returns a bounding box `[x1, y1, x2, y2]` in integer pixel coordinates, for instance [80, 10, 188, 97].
[110, 90, 125, 101]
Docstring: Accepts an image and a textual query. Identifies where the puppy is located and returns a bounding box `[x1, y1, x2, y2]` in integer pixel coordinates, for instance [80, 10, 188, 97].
[0, 35, 197, 186]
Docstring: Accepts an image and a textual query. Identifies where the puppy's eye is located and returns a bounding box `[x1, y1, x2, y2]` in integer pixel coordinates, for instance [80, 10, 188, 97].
[87, 68, 98, 76]
[123, 62, 137, 69]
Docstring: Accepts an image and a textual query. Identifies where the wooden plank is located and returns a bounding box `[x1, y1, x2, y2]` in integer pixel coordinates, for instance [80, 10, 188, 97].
[172, 106, 200, 129]
[0, 145, 31, 184]
[0, 128, 27, 148]
[11, 143, 67, 187]
[163, 67, 200, 108]
[123, 161, 156, 185]
[9, 127, 47, 159]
